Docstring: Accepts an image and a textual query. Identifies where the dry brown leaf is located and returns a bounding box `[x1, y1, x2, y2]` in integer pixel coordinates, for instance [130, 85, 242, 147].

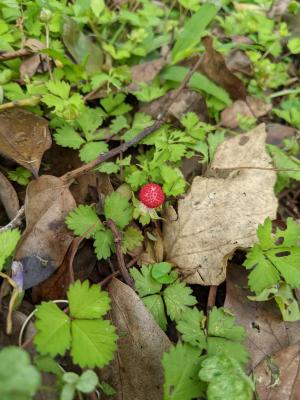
[221, 96, 272, 129]
[266, 123, 296, 145]
[0, 171, 19, 219]
[268, 0, 291, 18]
[163, 124, 278, 285]
[20, 54, 41, 79]
[100, 278, 171, 400]
[131, 58, 166, 84]
[254, 342, 300, 399]
[199, 36, 247, 100]
[0, 109, 51, 176]
[225, 265, 300, 371]
[15, 175, 75, 289]
[225, 49, 252, 76]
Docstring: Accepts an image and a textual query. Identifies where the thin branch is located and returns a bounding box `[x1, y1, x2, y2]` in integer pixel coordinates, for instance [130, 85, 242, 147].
[106, 219, 133, 287]
[207, 285, 218, 313]
[0, 48, 32, 61]
[61, 56, 204, 183]
[0, 206, 25, 232]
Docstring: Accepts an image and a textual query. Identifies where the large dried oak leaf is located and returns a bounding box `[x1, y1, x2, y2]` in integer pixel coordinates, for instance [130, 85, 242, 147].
[0, 108, 51, 176]
[163, 124, 278, 285]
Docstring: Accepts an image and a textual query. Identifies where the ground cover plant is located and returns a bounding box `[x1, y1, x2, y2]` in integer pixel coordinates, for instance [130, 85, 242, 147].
[1, 0, 300, 399]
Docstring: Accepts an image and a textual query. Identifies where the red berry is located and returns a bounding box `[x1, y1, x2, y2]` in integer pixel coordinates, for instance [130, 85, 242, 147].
[139, 183, 165, 209]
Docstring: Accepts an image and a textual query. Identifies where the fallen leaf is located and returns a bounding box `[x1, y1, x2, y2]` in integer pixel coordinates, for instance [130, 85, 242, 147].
[0, 171, 19, 220]
[163, 124, 278, 285]
[268, 0, 291, 18]
[199, 36, 247, 100]
[139, 89, 208, 121]
[131, 58, 167, 84]
[266, 123, 296, 145]
[225, 49, 252, 76]
[100, 278, 171, 400]
[0, 108, 51, 176]
[254, 342, 300, 399]
[63, 17, 103, 74]
[20, 54, 42, 79]
[15, 175, 76, 289]
[224, 265, 300, 370]
[221, 96, 272, 129]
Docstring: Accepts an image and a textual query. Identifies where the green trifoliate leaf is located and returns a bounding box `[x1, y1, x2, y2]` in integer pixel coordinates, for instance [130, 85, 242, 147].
[199, 354, 254, 400]
[66, 205, 102, 238]
[0, 347, 41, 400]
[130, 265, 162, 297]
[142, 294, 167, 331]
[71, 319, 117, 368]
[8, 167, 32, 186]
[54, 125, 85, 149]
[163, 281, 197, 321]
[68, 280, 111, 319]
[0, 228, 21, 271]
[34, 302, 71, 357]
[162, 343, 205, 400]
[79, 141, 108, 162]
[94, 229, 115, 260]
[177, 307, 206, 349]
[104, 192, 133, 229]
[121, 226, 143, 254]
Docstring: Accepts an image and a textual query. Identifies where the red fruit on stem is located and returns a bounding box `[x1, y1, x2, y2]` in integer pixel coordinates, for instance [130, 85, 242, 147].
[139, 183, 165, 209]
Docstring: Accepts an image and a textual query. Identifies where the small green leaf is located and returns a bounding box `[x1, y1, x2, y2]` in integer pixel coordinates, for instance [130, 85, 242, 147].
[94, 229, 115, 260]
[288, 37, 300, 54]
[207, 337, 249, 366]
[46, 80, 70, 100]
[208, 307, 245, 343]
[8, 167, 32, 186]
[151, 262, 177, 284]
[177, 307, 206, 349]
[54, 125, 85, 149]
[66, 205, 102, 238]
[142, 294, 167, 331]
[162, 343, 205, 400]
[96, 162, 120, 174]
[76, 370, 99, 393]
[71, 319, 117, 368]
[0, 229, 21, 271]
[121, 226, 143, 253]
[163, 281, 197, 321]
[34, 302, 71, 357]
[68, 280, 111, 319]
[130, 265, 162, 297]
[104, 192, 133, 229]
[79, 141, 108, 162]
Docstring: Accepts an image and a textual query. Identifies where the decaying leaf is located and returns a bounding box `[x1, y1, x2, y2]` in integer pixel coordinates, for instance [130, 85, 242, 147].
[225, 49, 252, 76]
[266, 123, 296, 145]
[0, 171, 19, 220]
[100, 278, 171, 400]
[20, 54, 42, 79]
[0, 109, 51, 176]
[15, 175, 76, 289]
[131, 58, 167, 84]
[199, 36, 247, 100]
[163, 124, 278, 285]
[221, 97, 272, 129]
[225, 265, 300, 370]
[254, 342, 300, 399]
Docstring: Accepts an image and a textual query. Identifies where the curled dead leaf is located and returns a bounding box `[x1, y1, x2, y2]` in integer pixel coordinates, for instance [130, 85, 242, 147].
[15, 175, 76, 289]
[163, 124, 278, 285]
[100, 278, 171, 400]
[0, 171, 19, 220]
[0, 108, 51, 176]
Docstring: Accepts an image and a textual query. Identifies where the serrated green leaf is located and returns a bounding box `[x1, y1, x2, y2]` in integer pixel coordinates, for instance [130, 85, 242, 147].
[90, 0, 105, 18]
[160, 165, 186, 196]
[66, 205, 102, 238]
[130, 265, 162, 297]
[110, 115, 129, 134]
[121, 226, 143, 253]
[208, 307, 245, 342]
[34, 302, 71, 357]
[274, 283, 300, 322]
[100, 93, 132, 116]
[95, 162, 120, 174]
[266, 247, 300, 288]
[8, 167, 32, 186]
[0, 228, 21, 271]
[177, 307, 206, 349]
[142, 294, 167, 331]
[54, 125, 85, 149]
[274, 217, 300, 247]
[104, 192, 133, 229]
[94, 229, 115, 260]
[79, 141, 108, 163]
[208, 131, 225, 162]
[71, 319, 117, 368]
[46, 80, 70, 99]
[0, 347, 41, 400]
[162, 343, 205, 400]
[68, 280, 110, 319]
[77, 107, 104, 135]
[123, 113, 153, 142]
[163, 281, 197, 321]
[207, 337, 249, 366]
[151, 262, 177, 284]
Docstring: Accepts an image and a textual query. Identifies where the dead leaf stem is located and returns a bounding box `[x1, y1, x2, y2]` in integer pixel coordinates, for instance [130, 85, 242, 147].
[0, 48, 32, 61]
[0, 206, 25, 233]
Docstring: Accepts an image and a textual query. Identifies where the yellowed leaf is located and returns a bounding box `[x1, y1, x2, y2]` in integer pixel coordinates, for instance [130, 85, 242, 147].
[163, 124, 278, 285]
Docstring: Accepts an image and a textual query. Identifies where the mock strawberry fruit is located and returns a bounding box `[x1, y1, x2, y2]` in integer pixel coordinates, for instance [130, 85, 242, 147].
[139, 183, 165, 209]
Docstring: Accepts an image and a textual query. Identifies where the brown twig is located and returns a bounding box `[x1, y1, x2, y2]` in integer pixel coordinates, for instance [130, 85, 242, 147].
[0, 48, 32, 61]
[61, 56, 203, 183]
[99, 271, 120, 287]
[0, 206, 25, 232]
[106, 219, 133, 286]
[207, 285, 218, 313]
